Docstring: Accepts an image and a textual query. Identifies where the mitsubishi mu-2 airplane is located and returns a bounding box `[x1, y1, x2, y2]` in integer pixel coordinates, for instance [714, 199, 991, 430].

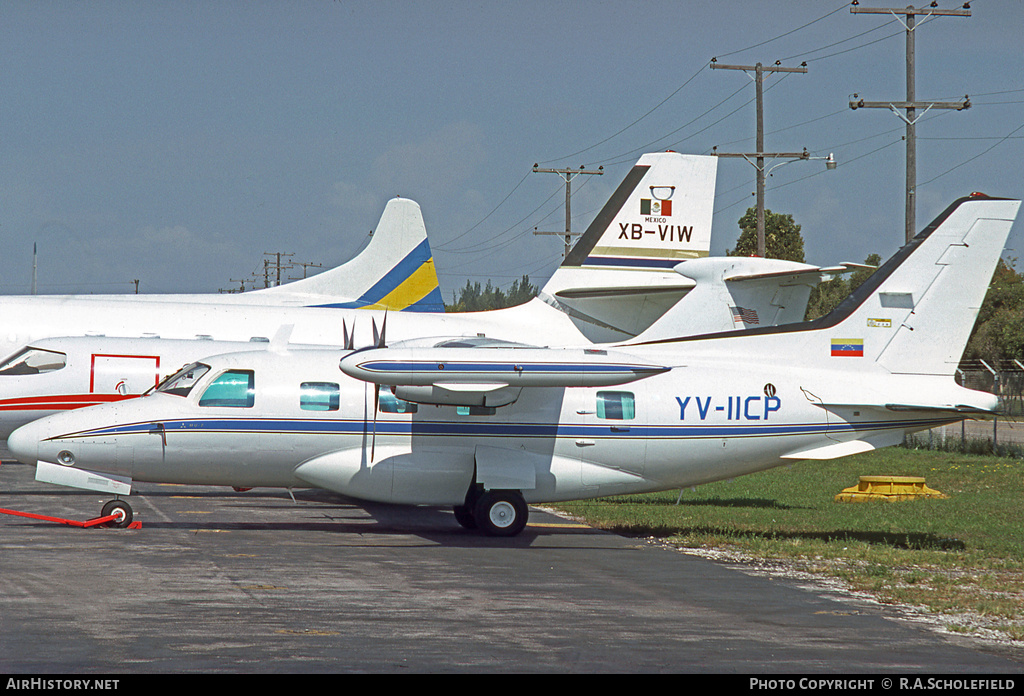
[7, 194, 1018, 536]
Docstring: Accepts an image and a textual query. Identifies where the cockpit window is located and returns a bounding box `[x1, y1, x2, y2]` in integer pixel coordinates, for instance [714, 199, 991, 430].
[156, 362, 210, 397]
[199, 370, 255, 408]
[0, 347, 68, 375]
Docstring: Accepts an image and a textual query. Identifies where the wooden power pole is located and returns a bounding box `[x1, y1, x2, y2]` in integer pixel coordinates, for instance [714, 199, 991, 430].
[532, 164, 603, 257]
[849, 3, 971, 244]
[711, 59, 816, 257]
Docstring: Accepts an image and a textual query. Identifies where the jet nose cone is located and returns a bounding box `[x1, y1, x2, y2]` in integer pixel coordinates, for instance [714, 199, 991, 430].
[7, 420, 40, 465]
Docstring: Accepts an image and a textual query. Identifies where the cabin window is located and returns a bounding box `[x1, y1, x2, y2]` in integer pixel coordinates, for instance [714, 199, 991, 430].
[156, 362, 210, 397]
[596, 391, 635, 420]
[0, 347, 67, 375]
[378, 388, 418, 414]
[198, 370, 255, 408]
[300, 382, 340, 411]
[456, 405, 496, 416]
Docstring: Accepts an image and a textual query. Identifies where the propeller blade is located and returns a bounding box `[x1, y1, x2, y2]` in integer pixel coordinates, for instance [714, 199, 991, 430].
[371, 383, 380, 462]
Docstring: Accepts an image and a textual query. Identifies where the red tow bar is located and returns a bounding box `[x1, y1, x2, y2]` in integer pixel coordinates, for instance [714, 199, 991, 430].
[0, 507, 142, 529]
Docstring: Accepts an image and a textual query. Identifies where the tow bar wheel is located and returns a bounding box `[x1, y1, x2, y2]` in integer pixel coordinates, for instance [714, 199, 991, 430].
[474, 490, 528, 537]
[101, 499, 134, 529]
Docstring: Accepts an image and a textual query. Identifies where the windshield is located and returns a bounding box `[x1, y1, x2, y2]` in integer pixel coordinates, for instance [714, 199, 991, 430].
[0, 347, 67, 375]
[155, 362, 210, 397]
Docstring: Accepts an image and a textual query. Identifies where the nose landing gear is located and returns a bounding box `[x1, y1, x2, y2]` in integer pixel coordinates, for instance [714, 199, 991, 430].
[100, 499, 135, 529]
[0, 498, 139, 529]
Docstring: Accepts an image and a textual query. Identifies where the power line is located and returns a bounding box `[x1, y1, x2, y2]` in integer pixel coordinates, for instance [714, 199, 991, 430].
[714, 1, 849, 60]
[918, 120, 1024, 188]
[537, 64, 707, 165]
[436, 169, 531, 250]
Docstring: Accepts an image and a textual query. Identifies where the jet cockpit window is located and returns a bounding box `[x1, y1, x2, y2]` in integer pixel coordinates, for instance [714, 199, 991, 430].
[0, 347, 67, 375]
[596, 391, 635, 420]
[198, 370, 255, 408]
[156, 362, 210, 397]
[300, 382, 340, 411]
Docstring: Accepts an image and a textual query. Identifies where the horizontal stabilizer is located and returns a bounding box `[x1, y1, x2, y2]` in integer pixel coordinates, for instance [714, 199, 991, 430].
[884, 403, 996, 415]
[631, 257, 832, 341]
[553, 283, 694, 300]
[718, 261, 867, 283]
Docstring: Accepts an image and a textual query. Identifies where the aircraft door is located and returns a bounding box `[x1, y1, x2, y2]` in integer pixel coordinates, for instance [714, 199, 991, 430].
[573, 383, 647, 492]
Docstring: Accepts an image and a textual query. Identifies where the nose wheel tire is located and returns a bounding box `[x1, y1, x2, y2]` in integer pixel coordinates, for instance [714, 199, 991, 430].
[101, 499, 134, 529]
[473, 490, 528, 537]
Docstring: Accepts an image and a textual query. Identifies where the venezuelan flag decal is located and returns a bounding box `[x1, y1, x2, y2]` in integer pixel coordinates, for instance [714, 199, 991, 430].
[831, 338, 864, 357]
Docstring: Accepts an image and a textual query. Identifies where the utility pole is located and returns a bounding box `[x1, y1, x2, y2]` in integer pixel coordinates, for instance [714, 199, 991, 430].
[849, 2, 971, 244]
[290, 261, 324, 280]
[711, 59, 831, 257]
[531, 164, 603, 257]
[262, 252, 295, 287]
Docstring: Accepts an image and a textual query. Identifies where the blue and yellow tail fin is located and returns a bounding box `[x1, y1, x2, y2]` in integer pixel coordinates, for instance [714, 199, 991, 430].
[253, 197, 444, 312]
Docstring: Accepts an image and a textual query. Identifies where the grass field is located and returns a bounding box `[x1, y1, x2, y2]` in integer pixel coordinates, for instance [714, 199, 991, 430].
[552, 447, 1024, 643]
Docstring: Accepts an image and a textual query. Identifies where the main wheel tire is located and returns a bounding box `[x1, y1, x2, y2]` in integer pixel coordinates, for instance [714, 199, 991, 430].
[473, 490, 528, 537]
[101, 499, 133, 529]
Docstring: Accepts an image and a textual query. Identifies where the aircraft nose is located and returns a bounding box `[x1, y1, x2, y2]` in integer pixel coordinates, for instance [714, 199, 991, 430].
[7, 420, 40, 465]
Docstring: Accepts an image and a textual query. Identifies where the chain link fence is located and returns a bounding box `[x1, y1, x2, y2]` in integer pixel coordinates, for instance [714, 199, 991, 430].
[905, 359, 1024, 456]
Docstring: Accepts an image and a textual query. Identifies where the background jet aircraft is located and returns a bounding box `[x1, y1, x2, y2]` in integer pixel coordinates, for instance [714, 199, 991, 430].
[8, 194, 1017, 536]
[0, 197, 449, 361]
[0, 335, 298, 438]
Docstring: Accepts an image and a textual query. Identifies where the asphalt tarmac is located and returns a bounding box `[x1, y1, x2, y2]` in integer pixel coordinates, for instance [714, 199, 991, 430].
[1, 459, 1022, 675]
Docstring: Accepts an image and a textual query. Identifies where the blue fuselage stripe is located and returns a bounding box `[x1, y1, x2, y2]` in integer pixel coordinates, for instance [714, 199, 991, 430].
[52, 415, 953, 442]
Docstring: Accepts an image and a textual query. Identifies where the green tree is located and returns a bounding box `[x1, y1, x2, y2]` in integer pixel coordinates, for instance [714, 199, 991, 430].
[445, 275, 538, 312]
[805, 253, 881, 321]
[727, 207, 805, 262]
[964, 258, 1024, 364]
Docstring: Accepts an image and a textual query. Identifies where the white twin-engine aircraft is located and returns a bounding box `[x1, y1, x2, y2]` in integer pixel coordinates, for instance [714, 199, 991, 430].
[7, 194, 1019, 536]
[0, 152, 858, 438]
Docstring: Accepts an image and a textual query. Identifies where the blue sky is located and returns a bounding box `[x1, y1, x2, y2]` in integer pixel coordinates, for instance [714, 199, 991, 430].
[1, 1, 1021, 298]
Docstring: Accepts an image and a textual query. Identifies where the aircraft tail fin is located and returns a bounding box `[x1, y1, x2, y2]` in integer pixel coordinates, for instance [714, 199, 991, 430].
[801, 195, 1019, 377]
[538, 152, 718, 341]
[253, 198, 445, 312]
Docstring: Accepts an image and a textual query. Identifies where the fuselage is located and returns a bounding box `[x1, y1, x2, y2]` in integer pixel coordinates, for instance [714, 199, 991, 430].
[0, 296, 589, 438]
[0, 295, 587, 362]
[7, 346, 986, 507]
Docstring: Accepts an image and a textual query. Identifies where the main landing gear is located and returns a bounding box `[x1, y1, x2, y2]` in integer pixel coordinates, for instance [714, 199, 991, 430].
[453, 487, 529, 537]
